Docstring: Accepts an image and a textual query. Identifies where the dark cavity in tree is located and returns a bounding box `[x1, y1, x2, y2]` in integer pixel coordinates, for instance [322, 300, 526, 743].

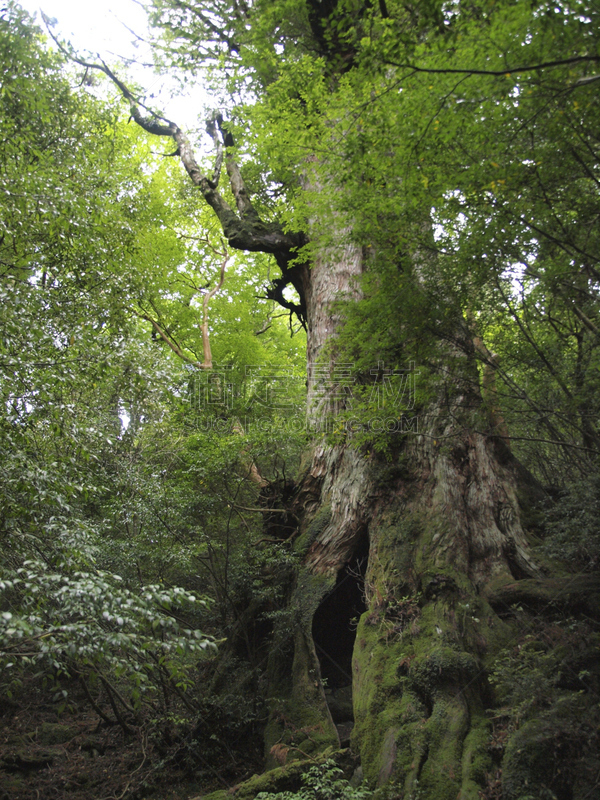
[312, 532, 369, 691]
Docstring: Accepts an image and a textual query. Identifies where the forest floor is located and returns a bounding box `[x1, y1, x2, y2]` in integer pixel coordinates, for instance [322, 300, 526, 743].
[0, 678, 261, 800]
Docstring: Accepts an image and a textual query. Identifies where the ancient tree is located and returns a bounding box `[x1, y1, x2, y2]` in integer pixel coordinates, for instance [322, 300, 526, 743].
[71, 0, 600, 797]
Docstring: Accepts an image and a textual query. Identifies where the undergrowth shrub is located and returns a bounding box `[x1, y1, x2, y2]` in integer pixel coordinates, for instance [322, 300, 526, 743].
[255, 759, 371, 800]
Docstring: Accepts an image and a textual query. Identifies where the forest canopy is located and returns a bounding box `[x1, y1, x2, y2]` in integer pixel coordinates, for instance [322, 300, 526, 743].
[0, 1, 598, 799]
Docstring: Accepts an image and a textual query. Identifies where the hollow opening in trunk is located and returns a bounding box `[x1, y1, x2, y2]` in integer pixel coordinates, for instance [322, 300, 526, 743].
[312, 532, 369, 695]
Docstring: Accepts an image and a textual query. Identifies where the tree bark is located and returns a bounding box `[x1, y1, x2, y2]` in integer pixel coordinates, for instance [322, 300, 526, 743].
[264, 329, 550, 793]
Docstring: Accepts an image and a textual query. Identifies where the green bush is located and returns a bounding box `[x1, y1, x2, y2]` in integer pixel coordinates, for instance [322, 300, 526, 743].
[0, 557, 215, 710]
[541, 473, 600, 570]
[255, 760, 371, 800]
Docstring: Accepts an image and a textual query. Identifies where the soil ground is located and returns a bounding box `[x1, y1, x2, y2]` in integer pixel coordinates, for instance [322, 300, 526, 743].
[0, 678, 262, 800]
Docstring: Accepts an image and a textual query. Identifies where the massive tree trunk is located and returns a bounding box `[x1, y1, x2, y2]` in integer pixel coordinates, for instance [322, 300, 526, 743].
[259, 230, 551, 798]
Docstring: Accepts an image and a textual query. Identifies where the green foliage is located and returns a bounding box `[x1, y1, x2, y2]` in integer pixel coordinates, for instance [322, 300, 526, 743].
[255, 759, 371, 800]
[0, 4, 309, 742]
[0, 559, 214, 703]
[2, 0, 599, 795]
[541, 472, 600, 570]
[490, 636, 564, 723]
[0, 3, 224, 725]
[489, 618, 599, 723]
[146, 0, 600, 473]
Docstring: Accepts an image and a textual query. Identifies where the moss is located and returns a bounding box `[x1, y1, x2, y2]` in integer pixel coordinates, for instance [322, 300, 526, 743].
[503, 715, 562, 799]
[409, 647, 480, 692]
[351, 606, 475, 791]
[197, 751, 355, 800]
[370, 459, 414, 488]
[296, 446, 318, 484]
[265, 458, 539, 800]
[196, 790, 230, 800]
[375, 508, 422, 551]
[459, 716, 493, 800]
[351, 611, 408, 785]
[296, 571, 335, 626]
[264, 571, 338, 767]
[351, 509, 500, 799]
[2, 747, 56, 770]
[485, 573, 600, 620]
[366, 509, 424, 603]
[417, 694, 468, 800]
[234, 758, 323, 799]
[36, 722, 78, 745]
[0, 775, 26, 795]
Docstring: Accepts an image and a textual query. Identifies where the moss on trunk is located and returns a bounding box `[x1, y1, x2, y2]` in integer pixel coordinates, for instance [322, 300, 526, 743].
[264, 572, 340, 768]
[253, 416, 599, 800]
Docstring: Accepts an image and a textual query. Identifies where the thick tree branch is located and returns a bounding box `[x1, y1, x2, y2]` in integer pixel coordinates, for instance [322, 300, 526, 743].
[229, 503, 290, 515]
[378, 0, 389, 18]
[265, 270, 307, 331]
[471, 331, 510, 443]
[43, 20, 302, 258]
[571, 303, 600, 338]
[44, 20, 309, 327]
[215, 114, 262, 225]
[485, 574, 600, 618]
[205, 115, 224, 188]
[384, 54, 600, 78]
